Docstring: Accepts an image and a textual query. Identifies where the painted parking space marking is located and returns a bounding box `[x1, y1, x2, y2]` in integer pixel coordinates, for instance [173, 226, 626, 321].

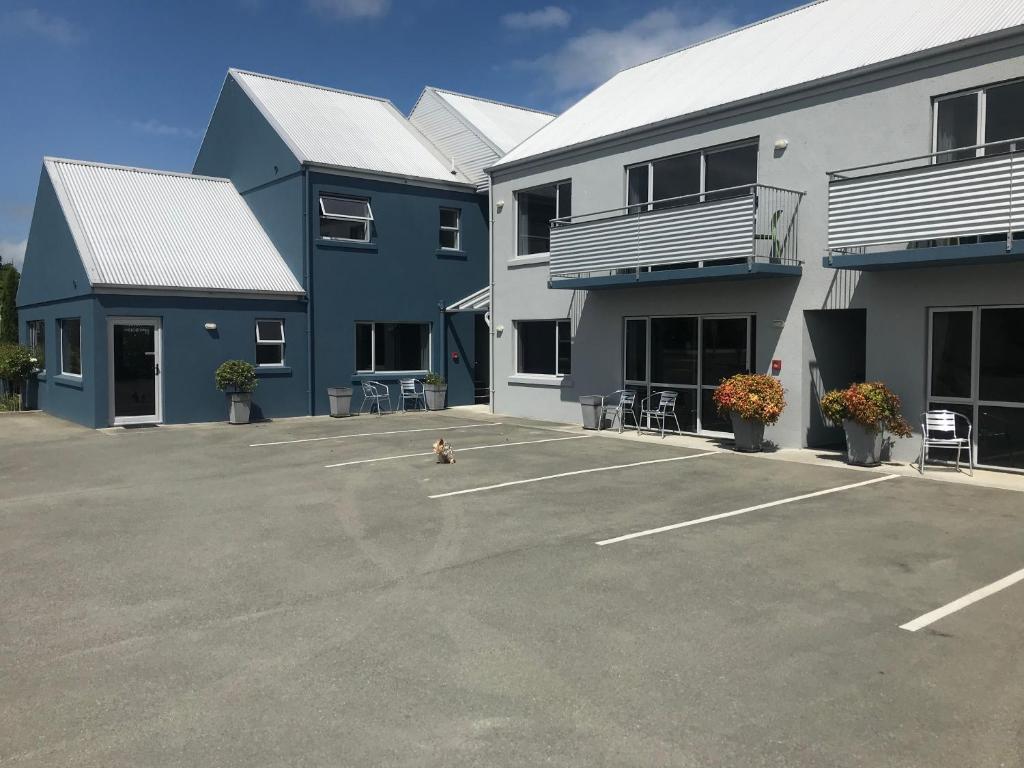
[899, 566, 1024, 632]
[595, 473, 899, 546]
[427, 451, 720, 499]
[249, 422, 504, 448]
[325, 434, 592, 468]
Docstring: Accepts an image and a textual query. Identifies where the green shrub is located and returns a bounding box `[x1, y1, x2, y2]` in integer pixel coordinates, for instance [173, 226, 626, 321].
[0, 343, 37, 383]
[424, 371, 446, 386]
[0, 393, 21, 412]
[214, 360, 258, 393]
[820, 382, 912, 437]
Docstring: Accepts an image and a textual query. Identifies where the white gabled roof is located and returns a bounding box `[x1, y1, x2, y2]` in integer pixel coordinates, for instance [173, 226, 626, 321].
[495, 0, 1024, 168]
[230, 69, 473, 186]
[45, 158, 305, 296]
[430, 88, 554, 153]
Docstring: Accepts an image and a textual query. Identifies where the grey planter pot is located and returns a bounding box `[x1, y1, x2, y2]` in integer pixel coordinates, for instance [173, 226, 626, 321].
[228, 392, 252, 425]
[843, 419, 883, 466]
[580, 395, 602, 430]
[730, 413, 766, 452]
[327, 386, 353, 417]
[424, 383, 447, 411]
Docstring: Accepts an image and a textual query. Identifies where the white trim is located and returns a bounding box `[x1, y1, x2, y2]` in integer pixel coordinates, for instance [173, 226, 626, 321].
[318, 194, 373, 243]
[249, 421, 502, 448]
[107, 316, 163, 427]
[255, 318, 286, 367]
[899, 566, 1024, 632]
[324, 434, 590, 468]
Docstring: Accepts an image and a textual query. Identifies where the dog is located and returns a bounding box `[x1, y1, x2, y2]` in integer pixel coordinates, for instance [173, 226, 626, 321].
[432, 437, 456, 464]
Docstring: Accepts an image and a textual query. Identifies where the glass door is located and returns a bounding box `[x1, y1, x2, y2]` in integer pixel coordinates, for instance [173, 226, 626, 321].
[109, 318, 162, 425]
[700, 317, 752, 434]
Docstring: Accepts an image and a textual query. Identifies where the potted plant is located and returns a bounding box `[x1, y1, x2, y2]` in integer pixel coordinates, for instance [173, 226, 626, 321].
[0, 343, 38, 411]
[423, 371, 447, 411]
[712, 373, 786, 452]
[820, 382, 912, 466]
[215, 360, 258, 424]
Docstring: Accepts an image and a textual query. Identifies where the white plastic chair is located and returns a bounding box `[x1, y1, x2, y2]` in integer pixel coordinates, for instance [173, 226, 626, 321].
[360, 381, 392, 416]
[919, 410, 973, 476]
[600, 390, 638, 433]
[398, 378, 425, 412]
[640, 391, 681, 438]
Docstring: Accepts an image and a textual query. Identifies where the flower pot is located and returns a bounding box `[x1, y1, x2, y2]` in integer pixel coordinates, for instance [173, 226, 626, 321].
[843, 419, 883, 466]
[228, 392, 252, 424]
[730, 413, 765, 452]
[327, 386, 353, 417]
[424, 383, 447, 411]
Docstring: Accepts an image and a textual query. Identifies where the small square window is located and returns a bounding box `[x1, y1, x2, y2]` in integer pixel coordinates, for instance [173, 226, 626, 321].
[439, 207, 460, 250]
[255, 319, 285, 366]
[319, 195, 373, 242]
[516, 319, 571, 376]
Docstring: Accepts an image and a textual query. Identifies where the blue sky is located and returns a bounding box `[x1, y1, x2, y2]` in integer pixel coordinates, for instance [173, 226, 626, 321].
[0, 0, 800, 268]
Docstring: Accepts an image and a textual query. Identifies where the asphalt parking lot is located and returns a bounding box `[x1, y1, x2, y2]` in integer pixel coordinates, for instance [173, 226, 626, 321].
[1, 410, 1022, 767]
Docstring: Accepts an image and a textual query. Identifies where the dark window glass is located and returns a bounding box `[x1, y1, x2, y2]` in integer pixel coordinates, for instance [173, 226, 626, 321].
[320, 217, 368, 241]
[624, 319, 647, 382]
[701, 318, 749, 385]
[930, 311, 973, 398]
[517, 186, 558, 255]
[112, 324, 155, 418]
[935, 93, 979, 163]
[439, 229, 458, 249]
[704, 144, 758, 200]
[557, 319, 571, 375]
[652, 153, 701, 210]
[256, 320, 283, 342]
[650, 317, 698, 384]
[627, 165, 649, 213]
[440, 208, 459, 229]
[374, 323, 429, 371]
[979, 308, 1024, 403]
[518, 321, 557, 375]
[60, 318, 81, 376]
[984, 80, 1024, 155]
[321, 197, 369, 218]
[26, 320, 45, 369]
[355, 323, 373, 371]
[701, 388, 733, 433]
[978, 405, 1024, 469]
[256, 345, 282, 366]
[557, 183, 572, 220]
[650, 386, 697, 433]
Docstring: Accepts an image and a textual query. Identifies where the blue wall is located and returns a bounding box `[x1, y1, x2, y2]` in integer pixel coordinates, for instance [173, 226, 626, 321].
[306, 171, 488, 413]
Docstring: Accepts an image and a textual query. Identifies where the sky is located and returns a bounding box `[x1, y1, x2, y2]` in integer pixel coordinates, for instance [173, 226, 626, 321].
[0, 0, 801, 270]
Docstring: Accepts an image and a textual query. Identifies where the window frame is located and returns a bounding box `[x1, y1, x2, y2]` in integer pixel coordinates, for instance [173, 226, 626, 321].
[514, 179, 572, 258]
[439, 207, 461, 251]
[931, 77, 1024, 160]
[255, 319, 286, 368]
[354, 321, 432, 374]
[318, 194, 374, 243]
[26, 319, 45, 373]
[515, 318, 572, 377]
[58, 317, 82, 378]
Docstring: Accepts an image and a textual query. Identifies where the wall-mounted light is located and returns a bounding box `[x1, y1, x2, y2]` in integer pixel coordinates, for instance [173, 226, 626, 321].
[772, 320, 786, 329]
[204, 322, 218, 331]
[495, 324, 505, 336]
[496, 200, 505, 213]
[773, 139, 789, 156]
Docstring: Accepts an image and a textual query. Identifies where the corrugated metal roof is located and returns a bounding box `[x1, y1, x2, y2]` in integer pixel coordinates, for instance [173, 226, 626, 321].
[444, 285, 490, 312]
[431, 89, 554, 153]
[496, 0, 1024, 168]
[231, 69, 473, 186]
[45, 158, 305, 296]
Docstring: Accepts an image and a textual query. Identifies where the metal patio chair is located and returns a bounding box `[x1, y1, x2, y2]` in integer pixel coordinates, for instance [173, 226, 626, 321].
[600, 389, 638, 433]
[919, 410, 974, 476]
[640, 390, 681, 438]
[398, 378, 425, 412]
[360, 380, 392, 416]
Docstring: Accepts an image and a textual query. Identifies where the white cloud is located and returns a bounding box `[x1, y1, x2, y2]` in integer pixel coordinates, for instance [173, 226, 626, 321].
[1, 8, 80, 45]
[306, 0, 390, 20]
[0, 240, 27, 272]
[501, 6, 570, 31]
[131, 119, 199, 139]
[525, 8, 735, 98]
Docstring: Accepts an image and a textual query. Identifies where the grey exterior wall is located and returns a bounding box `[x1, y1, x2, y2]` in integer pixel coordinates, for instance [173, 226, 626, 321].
[489, 41, 1024, 461]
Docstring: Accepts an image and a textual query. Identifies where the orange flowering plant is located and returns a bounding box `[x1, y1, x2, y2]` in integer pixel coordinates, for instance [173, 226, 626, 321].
[712, 373, 786, 425]
[819, 382, 912, 437]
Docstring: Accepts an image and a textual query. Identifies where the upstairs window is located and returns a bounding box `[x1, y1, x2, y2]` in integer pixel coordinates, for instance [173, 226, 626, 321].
[59, 317, 81, 377]
[627, 140, 758, 212]
[255, 319, 285, 367]
[516, 319, 571, 376]
[439, 207, 461, 250]
[26, 319, 45, 371]
[934, 79, 1024, 163]
[319, 195, 373, 242]
[516, 181, 571, 256]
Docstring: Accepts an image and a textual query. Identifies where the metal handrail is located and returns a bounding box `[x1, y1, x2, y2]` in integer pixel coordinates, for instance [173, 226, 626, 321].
[827, 136, 1024, 179]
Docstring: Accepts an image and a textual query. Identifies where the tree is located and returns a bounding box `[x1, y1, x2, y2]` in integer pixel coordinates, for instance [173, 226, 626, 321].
[0, 256, 20, 344]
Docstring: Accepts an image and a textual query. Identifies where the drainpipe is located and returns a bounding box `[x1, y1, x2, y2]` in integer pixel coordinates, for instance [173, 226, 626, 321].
[488, 179, 495, 414]
[302, 167, 314, 417]
[438, 301, 447, 384]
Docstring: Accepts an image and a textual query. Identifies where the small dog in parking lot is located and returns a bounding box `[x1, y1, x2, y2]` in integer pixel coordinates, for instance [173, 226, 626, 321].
[432, 437, 456, 464]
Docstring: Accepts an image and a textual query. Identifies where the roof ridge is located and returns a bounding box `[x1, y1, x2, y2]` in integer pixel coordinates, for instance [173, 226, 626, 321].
[229, 68, 392, 106]
[429, 86, 554, 117]
[44, 156, 230, 184]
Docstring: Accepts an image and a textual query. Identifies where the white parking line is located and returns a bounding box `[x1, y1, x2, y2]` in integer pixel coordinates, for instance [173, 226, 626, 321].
[427, 451, 719, 499]
[249, 422, 504, 448]
[595, 474, 899, 546]
[324, 434, 591, 468]
[899, 567, 1024, 632]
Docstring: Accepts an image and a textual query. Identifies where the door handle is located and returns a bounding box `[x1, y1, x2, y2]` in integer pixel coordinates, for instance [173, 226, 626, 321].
[154, 363, 161, 375]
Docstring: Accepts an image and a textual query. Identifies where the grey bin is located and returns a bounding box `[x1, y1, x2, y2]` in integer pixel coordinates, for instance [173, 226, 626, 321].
[579, 395, 603, 430]
[328, 387, 353, 417]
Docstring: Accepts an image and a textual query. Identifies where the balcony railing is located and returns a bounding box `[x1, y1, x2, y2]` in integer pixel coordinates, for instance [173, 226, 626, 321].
[827, 138, 1024, 260]
[548, 184, 804, 283]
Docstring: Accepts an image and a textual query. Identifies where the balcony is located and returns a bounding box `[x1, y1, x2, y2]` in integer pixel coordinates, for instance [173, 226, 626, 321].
[547, 184, 804, 290]
[826, 139, 1024, 271]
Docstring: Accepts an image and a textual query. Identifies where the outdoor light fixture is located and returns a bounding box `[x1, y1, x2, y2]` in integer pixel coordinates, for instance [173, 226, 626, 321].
[496, 200, 505, 213]
[774, 138, 790, 151]
[204, 322, 218, 331]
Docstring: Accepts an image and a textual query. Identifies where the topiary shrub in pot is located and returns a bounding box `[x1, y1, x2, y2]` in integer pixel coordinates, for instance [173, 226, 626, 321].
[423, 371, 447, 411]
[215, 360, 258, 424]
[820, 382, 912, 466]
[712, 373, 786, 452]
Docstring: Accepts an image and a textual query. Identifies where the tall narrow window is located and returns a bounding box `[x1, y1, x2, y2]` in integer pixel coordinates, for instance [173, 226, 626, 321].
[59, 318, 81, 377]
[26, 319, 45, 371]
[319, 196, 373, 242]
[516, 319, 571, 376]
[439, 207, 460, 250]
[984, 80, 1024, 155]
[255, 320, 285, 367]
[935, 93, 978, 163]
[516, 181, 571, 256]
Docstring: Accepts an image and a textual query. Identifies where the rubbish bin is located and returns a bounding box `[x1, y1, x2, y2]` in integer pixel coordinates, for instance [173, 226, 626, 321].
[327, 386, 353, 417]
[579, 395, 603, 430]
